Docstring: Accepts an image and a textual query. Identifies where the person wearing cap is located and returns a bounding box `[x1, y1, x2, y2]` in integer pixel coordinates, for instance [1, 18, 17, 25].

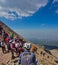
[18, 43, 37, 65]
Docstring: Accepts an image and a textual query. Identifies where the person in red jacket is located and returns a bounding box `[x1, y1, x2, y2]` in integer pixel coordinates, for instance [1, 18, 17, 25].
[5, 36, 9, 52]
[5, 36, 9, 44]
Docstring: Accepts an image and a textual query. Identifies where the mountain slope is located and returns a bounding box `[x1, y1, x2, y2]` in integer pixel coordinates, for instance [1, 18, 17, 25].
[0, 21, 58, 65]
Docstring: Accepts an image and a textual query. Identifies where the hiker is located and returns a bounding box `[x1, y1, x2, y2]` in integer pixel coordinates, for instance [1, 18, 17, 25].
[11, 33, 14, 39]
[7, 39, 12, 52]
[4, 32, 8, 41]
[30, 44, 37, 53]
[5, 36, 9, 44]
[15, 40, 24, 57]
[18, 43, 37, 65]
[10, 41, 16, 59]
[0, 40, 6, 53]
[15, 40, 20, 56]
[19, 39, 25, 46]
[5, 36, 10, 52]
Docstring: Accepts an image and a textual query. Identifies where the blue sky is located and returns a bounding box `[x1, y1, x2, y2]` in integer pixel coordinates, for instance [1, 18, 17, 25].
[0, 0, 58, 40]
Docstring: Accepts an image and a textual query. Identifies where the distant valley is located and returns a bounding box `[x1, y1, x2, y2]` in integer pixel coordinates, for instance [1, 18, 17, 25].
[27, 38, 58, 50]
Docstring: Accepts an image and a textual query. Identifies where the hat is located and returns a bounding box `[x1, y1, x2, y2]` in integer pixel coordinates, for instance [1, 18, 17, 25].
[24, 43, 31, 49]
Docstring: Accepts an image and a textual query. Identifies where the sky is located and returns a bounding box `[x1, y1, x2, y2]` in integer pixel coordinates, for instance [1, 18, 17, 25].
[0, 0, 58, 40]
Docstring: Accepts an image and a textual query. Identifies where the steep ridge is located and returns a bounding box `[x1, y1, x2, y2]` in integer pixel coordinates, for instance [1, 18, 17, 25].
[0, 21, 58, 65]
[0, 21, 27, 42]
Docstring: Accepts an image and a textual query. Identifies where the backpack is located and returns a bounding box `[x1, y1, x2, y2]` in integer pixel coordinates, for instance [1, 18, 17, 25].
[21, 52, 35, 65]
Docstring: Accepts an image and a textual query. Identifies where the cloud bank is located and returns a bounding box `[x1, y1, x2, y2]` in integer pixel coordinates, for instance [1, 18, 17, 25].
[0, 0, 48, 20]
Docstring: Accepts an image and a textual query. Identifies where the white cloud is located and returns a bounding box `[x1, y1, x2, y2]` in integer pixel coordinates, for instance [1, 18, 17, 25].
[53, 0, 58, 14]
[0, 0, 48, 20]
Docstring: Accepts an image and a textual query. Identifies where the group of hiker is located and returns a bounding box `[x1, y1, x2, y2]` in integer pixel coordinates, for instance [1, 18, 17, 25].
[0, 25, 38, 65]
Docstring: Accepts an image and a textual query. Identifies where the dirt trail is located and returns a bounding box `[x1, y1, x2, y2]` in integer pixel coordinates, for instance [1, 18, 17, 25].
[0, 48, 11, 64]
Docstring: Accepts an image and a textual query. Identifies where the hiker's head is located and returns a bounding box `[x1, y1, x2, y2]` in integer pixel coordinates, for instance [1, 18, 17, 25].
[24, 43, 31, 50]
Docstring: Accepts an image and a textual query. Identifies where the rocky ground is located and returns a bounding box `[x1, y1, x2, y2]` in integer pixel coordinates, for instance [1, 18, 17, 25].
[0, 46, 58, 65]
[50, 49, 58, 59]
